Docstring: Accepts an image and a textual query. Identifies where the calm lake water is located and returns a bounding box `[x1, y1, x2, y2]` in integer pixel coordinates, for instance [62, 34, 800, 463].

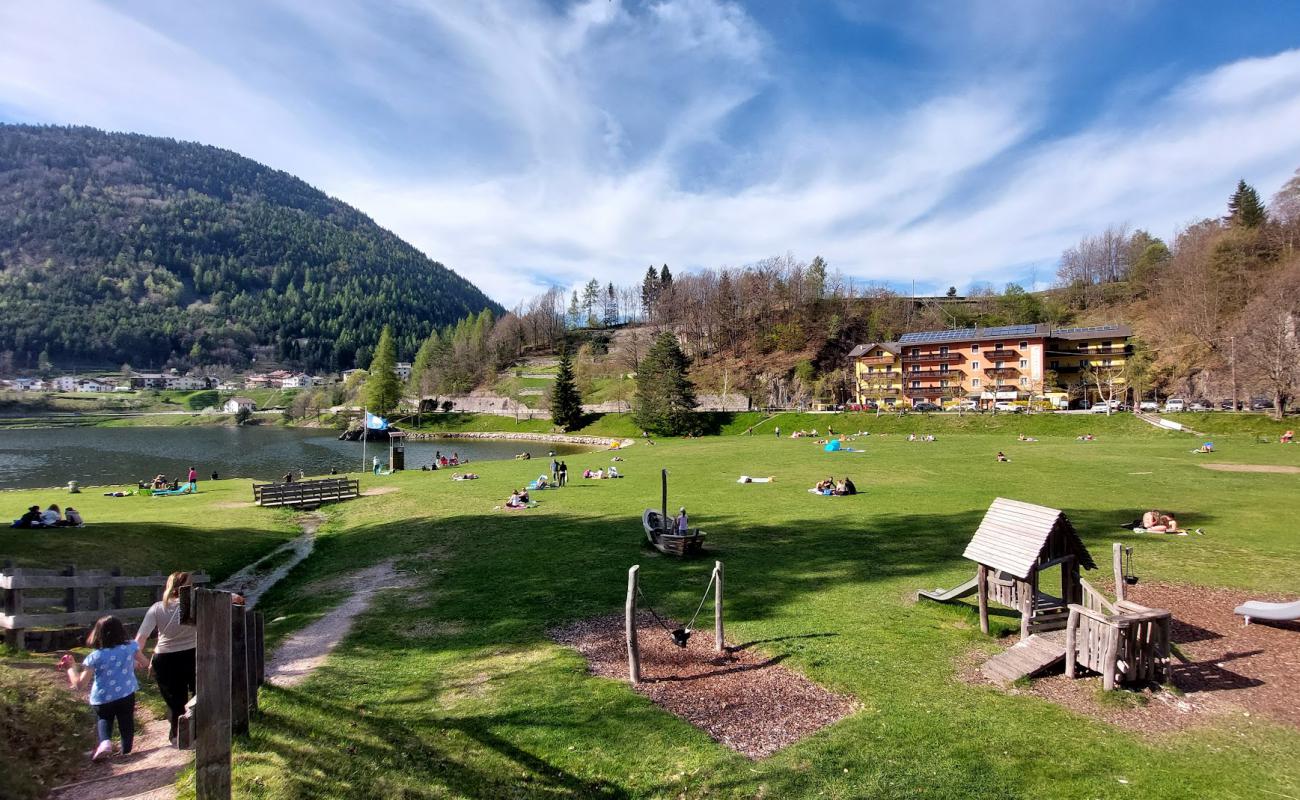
[0, 426, 591, 489]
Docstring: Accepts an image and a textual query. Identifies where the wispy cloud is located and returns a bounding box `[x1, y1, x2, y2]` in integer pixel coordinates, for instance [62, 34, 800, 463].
[2, 1, 1299, 305]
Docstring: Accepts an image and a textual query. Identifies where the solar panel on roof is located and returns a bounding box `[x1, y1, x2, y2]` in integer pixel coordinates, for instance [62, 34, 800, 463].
[1054, 324, 1123, 334]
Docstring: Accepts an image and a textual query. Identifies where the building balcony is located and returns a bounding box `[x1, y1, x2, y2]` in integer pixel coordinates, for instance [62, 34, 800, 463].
[904, 352, 962, 365]
[857, 356, 897, 367]
[981, 348, 1020, 359]
[984, 367, 1020, 379]
[857, 385, 901, 395]
[906, 385, 951, 397]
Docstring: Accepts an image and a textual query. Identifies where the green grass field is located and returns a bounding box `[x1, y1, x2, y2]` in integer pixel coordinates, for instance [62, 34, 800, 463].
[4, 419, 1299, 799]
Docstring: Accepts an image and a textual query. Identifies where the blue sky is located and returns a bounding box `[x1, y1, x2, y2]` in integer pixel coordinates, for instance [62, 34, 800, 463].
[3, 1, 1300, 306]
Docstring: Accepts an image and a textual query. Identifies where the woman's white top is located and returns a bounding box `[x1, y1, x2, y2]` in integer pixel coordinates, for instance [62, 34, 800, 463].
[138, 599, 197, 653]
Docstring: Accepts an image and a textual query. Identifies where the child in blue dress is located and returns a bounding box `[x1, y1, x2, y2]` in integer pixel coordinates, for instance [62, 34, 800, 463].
[60, 615, 143, 761]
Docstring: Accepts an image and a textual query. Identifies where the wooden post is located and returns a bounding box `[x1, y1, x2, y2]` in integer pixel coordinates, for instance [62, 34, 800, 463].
[1019, 573, 1032, 639]
[254, 611, 265, 686]
[976, 565, 989, 635]
[625, 566, 640, 684]
[1101, 625, 1119, 691]
[245, 610, 259, 713]
[1059, 555, 1074, 606]
[713, 561, 724, 653]
[660, 470, 668, 530]
[111, 567, 125, 610]
[1112, 543, 1125, 603]
[196, 589, 232, 800]
[1064, 608, 1079, 678]
[63, 565, 77, 615]
[230, 605, 249, 736]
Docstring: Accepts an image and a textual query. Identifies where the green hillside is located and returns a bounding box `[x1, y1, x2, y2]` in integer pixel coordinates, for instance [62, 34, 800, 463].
[0, 124, 501, 372]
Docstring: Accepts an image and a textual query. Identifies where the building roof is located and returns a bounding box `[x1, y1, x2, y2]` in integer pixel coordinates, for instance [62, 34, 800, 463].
[847, 342, 902, 358]
[229, 396, 255, 404]
[897, 324, 1051, 345]
[962, 497, 1096, 579]
[1049, 324, 1133, 340]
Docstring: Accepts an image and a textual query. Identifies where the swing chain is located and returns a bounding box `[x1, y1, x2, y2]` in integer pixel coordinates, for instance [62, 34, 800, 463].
[636, 567, 718, 634]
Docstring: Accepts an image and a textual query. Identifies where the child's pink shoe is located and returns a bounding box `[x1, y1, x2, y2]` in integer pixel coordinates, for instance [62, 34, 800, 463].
[92, 740, 113, 761]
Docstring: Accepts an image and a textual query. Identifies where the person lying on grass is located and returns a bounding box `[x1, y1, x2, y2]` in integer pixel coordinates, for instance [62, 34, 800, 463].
[1137, 510, 1200, 534]
[451, 472, 478, 480]
[1017, 434, 1038, 442]
[996, 451, 1009, 462]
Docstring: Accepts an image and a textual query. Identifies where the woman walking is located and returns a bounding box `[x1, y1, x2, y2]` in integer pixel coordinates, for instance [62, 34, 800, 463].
[134, 571, 198, 744]
[60, 615, 141, 760]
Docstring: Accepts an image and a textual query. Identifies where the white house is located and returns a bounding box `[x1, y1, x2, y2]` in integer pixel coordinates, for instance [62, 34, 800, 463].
[223, 397, 256, 414]
[52, 376, 80, 392]
[76, 379, 115, 392]
[280, 373, 314, 389]
[395, 362, 412, 381]
[11, 378, 46, 391]
[165, 376, 211, 391]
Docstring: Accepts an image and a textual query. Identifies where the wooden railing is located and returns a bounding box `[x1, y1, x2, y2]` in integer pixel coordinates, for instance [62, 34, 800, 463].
[1066, 583, 1171, 690]
[252, 477, 360, 508]
[1, 565, 208, 651]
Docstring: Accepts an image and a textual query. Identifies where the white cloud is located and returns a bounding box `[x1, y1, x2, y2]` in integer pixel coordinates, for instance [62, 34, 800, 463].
[2, 2, 1299, 307]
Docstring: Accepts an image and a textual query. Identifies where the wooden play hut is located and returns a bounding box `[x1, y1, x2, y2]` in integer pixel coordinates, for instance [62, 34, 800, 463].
[963, 498, 1097, 638]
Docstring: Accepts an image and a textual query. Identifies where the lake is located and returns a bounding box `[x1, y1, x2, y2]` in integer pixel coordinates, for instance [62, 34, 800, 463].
[0, 426, 592, 489]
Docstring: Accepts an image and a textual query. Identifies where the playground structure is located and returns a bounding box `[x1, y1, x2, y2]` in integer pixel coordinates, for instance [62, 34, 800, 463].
[624, 561, 724, 684]
[642, 469, 706, 556]
[920, 498, 1173, 687]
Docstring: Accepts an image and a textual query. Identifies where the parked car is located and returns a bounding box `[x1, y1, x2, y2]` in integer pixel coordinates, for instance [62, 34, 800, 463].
[1188, 401, 1210, 412]
[1163, 398, 1186, 413]
[913, 401, 942, 412]
[1251, 398, 1275, 411]
[993, 402, 1022, 413]
[1139, 401, 1159, 412]
[1219, 400, 1242, 411]
[948, 401, 979, 412]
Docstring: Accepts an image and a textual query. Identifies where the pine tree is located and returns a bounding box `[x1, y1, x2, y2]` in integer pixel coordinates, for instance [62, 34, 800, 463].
[640, 266, 660, 320]
[550, 347, 584, 431]
[603, 282, 618, 327]
[1227, 179, 1267, 228]
[568, 291, 581, 328]
[659, 264, 673, 288]
[633, 332, 697, 435]
[365, 325, 401, 416]
[582, 279, 601, 327]
[408, 327, 441, 396]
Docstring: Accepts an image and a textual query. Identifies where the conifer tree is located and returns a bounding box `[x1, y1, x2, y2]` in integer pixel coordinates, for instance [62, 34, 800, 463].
[633, 332, 697, 435]
[640, 266, 660, 319]
[1227, 179, 1267, 228]
[550, 347, 584, 431]
[365, 325, 401, 416]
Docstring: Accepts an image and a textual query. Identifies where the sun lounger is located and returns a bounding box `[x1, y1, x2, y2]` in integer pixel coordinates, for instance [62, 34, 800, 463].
[1234, 600, 1300, 625]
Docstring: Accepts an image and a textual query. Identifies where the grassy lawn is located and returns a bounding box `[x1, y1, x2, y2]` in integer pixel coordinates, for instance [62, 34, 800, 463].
[195, 422, 1300, 799]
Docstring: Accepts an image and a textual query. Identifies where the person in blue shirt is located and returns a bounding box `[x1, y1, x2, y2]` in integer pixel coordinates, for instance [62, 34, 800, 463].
[60, 615, 142, 761]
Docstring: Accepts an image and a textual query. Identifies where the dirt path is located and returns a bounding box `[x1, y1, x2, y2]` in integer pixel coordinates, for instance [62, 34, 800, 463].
[218, 513, 323, 607]
[265, 560, 411, 688]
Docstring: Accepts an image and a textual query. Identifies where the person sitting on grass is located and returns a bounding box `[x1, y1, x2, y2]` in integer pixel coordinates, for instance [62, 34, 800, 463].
[996, 451, 1009, 462]
[1281, 430, 1293, 444]
[12, 505, 43, 528]
[536, 474, 549, 488]
[59, 615, 141, 761]
[506, 490, 525, 508]
[1140, 510, 1184, 534]
[838, 477, 857, 496]
[1194, 442, 1214, 454]
[64, 507, 85, 527]
[608, 466, 621, 478]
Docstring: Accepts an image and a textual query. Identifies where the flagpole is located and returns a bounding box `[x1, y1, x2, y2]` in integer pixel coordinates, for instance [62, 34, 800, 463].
[361, 407, 367, 474]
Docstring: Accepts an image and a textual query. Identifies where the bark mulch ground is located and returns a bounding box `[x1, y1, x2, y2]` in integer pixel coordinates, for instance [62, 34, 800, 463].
[551, 612, 856, 759]
[973, 582, 1300, 734]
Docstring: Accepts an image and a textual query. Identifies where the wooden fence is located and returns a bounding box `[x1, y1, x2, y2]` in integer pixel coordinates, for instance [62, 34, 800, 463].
[178, 587, 265, 800]
[1065, 578, 1172, 690]
[0, 564, 209, 651]
[253, 477, 360, 509]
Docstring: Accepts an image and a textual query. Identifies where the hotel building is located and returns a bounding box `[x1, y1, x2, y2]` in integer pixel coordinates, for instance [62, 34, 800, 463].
[850, 324, 1132, 408]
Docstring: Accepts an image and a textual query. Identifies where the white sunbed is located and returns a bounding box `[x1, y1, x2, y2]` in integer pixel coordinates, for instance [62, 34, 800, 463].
[1234, 600, 1300, 625]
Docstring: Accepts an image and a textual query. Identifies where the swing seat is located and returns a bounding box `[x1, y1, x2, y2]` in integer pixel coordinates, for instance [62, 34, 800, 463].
[670, 628, 691, 648]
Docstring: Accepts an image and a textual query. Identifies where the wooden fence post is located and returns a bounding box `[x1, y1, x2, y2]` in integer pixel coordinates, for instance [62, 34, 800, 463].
[1113, 543, 1125, 603]
[63, 565, 77, 616]
[1064, 608, 1079, 678]
[230, 605, 249, 736]
[713, 561, 724, 653]
[626, 566, 640, 684]
[3, 566, 23, 651]
[254, 611, 265, 687]
[196, 589, 232, 800]
[976, 565, 989, 635]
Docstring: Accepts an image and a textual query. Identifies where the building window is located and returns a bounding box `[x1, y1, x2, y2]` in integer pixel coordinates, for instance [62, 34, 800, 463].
[939, 345, 949, 355]
[1019, 359, 1028, 368]
[940, 380, 948, 388]
[972, 378, 981, 388]
[994, 361, 1003, 369]
[911, 380, 920, 388]
[971, 361, 980, 370]
[1019, 340, 1028, 349]
[910, 348, 919, 357]
[911, 364, 920, 372]
[1020, 377, 1029, 387]
[940, 365, 950, 374]
[1050, 360, 1059, 369]
[995, 343, 1005, 351]
[971, 344, 980, 353]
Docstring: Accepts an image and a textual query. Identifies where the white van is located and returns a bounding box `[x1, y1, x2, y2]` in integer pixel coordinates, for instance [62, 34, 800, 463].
[1163, 398, 1186, 413]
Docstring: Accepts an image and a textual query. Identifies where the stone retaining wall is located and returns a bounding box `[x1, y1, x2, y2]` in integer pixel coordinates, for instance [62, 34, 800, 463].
[404, 431, 634, 448]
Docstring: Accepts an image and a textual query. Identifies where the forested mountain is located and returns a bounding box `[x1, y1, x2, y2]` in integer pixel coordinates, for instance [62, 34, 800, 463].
[0, 125, 500, 371]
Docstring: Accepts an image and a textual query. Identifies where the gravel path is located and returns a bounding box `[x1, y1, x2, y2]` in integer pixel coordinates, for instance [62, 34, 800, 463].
[217, 513, 322, 607]
[265, 560, 412, 688]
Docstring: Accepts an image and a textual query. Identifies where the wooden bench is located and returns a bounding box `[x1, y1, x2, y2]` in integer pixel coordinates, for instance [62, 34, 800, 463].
[252, 478, 360, 509]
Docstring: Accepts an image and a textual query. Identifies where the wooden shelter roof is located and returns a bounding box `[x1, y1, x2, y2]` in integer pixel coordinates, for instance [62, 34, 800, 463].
[962, 498, 1095, 579]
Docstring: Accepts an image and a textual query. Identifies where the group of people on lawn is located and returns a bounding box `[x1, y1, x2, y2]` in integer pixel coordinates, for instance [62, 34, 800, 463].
[810, 476, 857, 496]
[12, 502, 84, 528]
